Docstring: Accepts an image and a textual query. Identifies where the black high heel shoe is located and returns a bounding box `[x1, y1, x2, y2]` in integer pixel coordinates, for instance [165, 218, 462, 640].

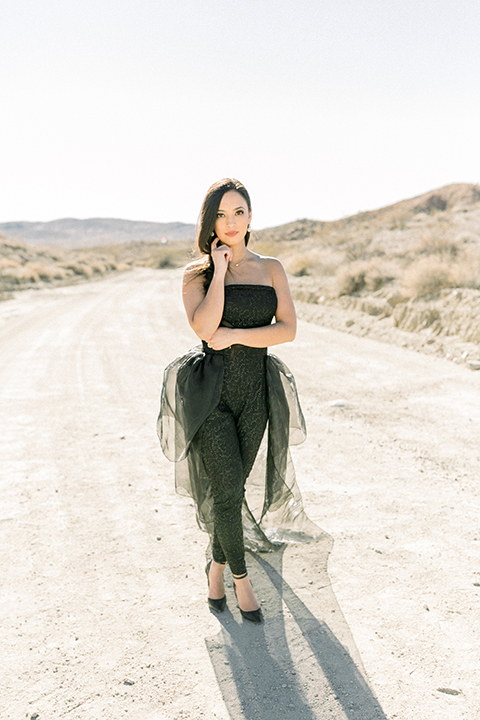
[205, 560, 227, 613]
[233, 572, 263, 624]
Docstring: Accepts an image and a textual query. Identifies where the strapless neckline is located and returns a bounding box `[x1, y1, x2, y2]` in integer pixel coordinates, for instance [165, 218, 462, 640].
[224, 283, 275, 289]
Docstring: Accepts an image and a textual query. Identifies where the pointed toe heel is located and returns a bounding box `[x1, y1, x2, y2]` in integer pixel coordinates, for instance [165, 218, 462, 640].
[208, 595, 227, 613]
[205, 560, 227, 613]
[239, 607, 263, 624]
[233, 572, 263, 624]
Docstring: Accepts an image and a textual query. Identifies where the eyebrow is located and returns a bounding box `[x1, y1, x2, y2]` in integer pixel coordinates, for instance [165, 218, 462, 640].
[218, 206, 246, 211]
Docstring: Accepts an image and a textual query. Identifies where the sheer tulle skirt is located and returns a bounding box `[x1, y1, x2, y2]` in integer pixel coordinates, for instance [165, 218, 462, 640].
[157, 347, 323, 552]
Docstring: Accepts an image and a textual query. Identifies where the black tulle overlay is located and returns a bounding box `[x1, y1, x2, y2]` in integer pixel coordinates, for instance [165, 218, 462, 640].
[157, 284, 323, 552]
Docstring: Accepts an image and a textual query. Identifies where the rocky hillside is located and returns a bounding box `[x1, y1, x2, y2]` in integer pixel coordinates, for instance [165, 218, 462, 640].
[253, 183, 480, 366]
[256, 183, 480, 246]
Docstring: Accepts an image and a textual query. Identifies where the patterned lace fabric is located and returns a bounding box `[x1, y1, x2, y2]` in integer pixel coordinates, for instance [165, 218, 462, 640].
[157, 284, 323, 552]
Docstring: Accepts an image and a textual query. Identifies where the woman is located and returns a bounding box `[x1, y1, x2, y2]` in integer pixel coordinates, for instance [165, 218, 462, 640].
[158, 178, 321, 624]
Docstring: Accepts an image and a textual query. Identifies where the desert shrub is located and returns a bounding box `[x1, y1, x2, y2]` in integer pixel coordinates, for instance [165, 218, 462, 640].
[343, 238, 372, 261]
[415, 229, 459, 257]
[0, 257, 18, 269]
[1, 264, 40, 283]
[28, 262, 72, 281]
[364, 261, 397, 291]
[283, 254, 311, 277]
[283, 247, 345, 278]
[402, 257, 454, 298]
[2, 253, 24, 265]
[154, 247, 188, 268]
[1, 262, 73, 283]
[118, 240, 194, 269]
[386, 207, 410, 230]
[72, 263, 94, 278]
[337, 263, 367, 295]
[453, 249, 480, 289]
[336, 259, 396, 296]
[324, 230, 345, 247]
[89, 260, 107, 274]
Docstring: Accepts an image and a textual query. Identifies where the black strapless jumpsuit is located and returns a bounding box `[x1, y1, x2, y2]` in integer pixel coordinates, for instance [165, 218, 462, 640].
[157, 284, 321, 571]
[194, 284, 277, 575]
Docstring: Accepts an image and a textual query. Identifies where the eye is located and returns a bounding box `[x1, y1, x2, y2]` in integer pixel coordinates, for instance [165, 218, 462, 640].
[236, 209, 244, 215]
[216, 212, 224, 218]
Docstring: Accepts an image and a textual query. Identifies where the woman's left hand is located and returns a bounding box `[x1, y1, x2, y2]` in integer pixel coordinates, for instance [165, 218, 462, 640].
[207, 327, 236, 351]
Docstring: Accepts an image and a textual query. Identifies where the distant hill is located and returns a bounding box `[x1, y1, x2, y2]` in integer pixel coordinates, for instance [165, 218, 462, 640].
[255, 183, 480, 244]
[0, 218, 196, 248]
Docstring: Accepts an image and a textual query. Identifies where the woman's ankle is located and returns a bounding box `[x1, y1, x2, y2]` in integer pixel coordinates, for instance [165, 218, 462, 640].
[232, 571, 248, 581]
[211, 559, 226, 570]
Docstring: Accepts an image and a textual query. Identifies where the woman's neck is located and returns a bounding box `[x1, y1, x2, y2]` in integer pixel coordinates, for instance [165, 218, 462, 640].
[230, 244, 249, 267]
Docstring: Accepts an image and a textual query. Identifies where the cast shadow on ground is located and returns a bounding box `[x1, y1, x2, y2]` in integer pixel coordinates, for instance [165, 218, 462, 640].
[205, 539, 388, 720]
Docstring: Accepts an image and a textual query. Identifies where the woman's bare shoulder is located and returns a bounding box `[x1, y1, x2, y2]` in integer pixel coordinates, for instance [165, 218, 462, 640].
[256, 255, 287, 280]
[253, 255, 292, 299]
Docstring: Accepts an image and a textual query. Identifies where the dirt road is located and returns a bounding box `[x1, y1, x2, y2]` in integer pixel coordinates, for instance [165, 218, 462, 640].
[1, 268, 479, 720]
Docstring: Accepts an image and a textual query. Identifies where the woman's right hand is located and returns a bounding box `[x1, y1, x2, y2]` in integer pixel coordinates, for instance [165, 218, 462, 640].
[211, 238, 232, 274]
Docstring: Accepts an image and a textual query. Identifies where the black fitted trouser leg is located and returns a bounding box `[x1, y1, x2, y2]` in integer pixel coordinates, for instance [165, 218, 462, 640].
[199, 402, 267, 576]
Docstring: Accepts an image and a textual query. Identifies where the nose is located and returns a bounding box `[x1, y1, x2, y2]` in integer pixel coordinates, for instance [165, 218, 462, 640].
[226, 215, 235, 227]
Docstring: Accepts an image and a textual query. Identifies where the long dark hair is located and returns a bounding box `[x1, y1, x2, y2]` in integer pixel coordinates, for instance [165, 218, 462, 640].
[191, 178, 252, 288]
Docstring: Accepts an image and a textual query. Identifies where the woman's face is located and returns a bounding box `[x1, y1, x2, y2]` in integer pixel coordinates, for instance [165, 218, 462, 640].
[214, 190, 252, 246]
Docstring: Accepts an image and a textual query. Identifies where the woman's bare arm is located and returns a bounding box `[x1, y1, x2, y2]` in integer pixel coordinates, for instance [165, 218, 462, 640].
[182, 240, 232, 341]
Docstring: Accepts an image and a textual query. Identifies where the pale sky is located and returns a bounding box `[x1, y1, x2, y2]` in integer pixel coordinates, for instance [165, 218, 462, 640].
[1, 0, 480, 228]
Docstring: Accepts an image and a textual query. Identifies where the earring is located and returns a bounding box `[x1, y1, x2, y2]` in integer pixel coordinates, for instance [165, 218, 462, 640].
[211, 231, 215, 237]
[247, 225, 251, 232]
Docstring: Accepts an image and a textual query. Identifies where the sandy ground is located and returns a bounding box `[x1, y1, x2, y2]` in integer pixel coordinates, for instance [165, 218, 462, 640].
[1, 267, 479, 720]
